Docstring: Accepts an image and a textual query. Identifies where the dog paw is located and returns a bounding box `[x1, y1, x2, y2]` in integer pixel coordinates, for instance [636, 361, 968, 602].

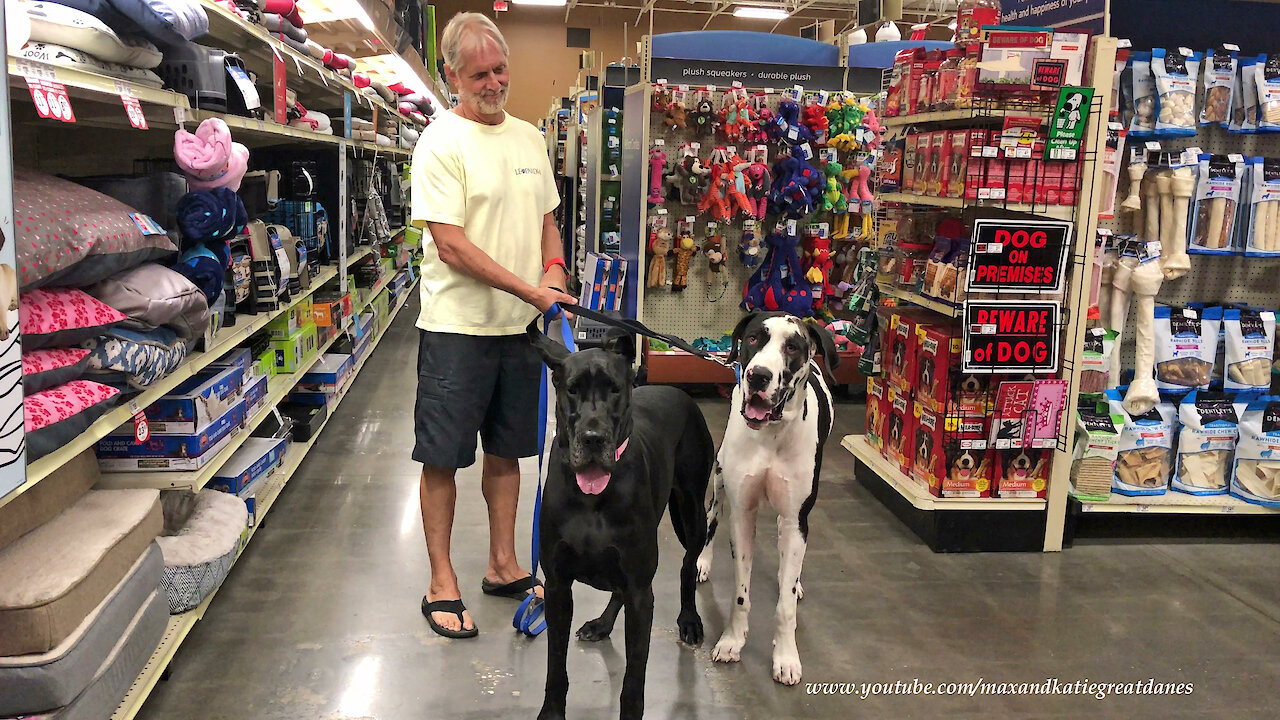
[695, 557, 712, 583]
[711, 636, 744, 663]
[772, 651, 803, 685]
[537, 708, 567, 720]
[575, 618, 613, 642]
[677, 610, 704, 646]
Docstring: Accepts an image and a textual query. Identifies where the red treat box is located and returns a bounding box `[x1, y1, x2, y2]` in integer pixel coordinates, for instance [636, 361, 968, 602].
[943, 415, 993, 498]
[916, 326, 961, 413]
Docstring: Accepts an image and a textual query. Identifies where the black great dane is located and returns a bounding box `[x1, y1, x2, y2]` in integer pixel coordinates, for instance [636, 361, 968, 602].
[528, 324, 714, 720]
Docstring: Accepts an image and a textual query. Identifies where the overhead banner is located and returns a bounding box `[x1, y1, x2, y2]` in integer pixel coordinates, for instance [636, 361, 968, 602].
[649, 57, 850, 92]
[999, 0, 1107, 32]
[963, 301, 1062, 374]
[965, 218, 1073, 294]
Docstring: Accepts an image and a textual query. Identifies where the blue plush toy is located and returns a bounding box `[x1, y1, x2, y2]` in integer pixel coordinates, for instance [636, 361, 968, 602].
[741, 226, 815, 317]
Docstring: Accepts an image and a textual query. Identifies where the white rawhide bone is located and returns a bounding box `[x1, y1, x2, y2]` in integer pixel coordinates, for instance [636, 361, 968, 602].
[1157, 170, 1175, 252]
[1205, 197, 1227, 249]
[1121, 161, 1146, 211]
[1257, 200, 1273, 252]
[1122, 256, 1166, 415]
[1097, 246, 1117, 325]
[1108, 254, 1137, 389]
[1270, 201, 1280, 251]
[1144, 171, 1162, 242]
[1164, 167, 1195, 279]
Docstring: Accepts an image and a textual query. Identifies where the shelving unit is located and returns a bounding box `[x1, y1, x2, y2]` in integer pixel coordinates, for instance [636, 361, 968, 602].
[876, 283, 962, 318]
[879, 192, 1077, 222]
[881, 108, 1042, 128]
[1072, 493, 1280, 515]
[108, 278, 417, 720]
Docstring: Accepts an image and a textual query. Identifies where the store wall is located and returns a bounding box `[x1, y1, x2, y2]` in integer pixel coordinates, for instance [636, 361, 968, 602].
[1111, 0, 1280, 54]
[429, 1, 838, 123]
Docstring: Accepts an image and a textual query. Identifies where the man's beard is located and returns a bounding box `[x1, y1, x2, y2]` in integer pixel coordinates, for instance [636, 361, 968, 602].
[471, 87, 508, 115]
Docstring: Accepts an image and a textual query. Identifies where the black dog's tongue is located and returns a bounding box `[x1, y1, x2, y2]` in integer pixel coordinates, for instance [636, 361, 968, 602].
[576, 468, 611, 495]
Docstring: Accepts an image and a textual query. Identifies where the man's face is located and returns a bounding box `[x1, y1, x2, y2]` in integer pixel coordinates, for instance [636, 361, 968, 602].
[447, 38, 509, 117]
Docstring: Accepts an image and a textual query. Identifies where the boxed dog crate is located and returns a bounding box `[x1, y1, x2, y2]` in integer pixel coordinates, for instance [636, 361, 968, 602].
[272, 324, 318, 373]
[278, 402, 327, 441]
[145, 366, 245, 435]
[300, 354, 354, 392]
[243, 373, 269, 413]
[98, 399, 247, 471]
[207, 437, 288, 495]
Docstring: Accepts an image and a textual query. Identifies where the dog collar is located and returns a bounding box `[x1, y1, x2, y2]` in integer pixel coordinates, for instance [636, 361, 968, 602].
[615, 438, 629, 461]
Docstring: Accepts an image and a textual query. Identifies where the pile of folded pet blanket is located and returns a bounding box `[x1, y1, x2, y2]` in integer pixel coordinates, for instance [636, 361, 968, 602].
[171, 118, 249, 303]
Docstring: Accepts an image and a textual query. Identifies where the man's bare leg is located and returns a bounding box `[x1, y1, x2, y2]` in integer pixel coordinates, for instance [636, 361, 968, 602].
[421, 464, 475, 632]
[482, 454, 543, 599]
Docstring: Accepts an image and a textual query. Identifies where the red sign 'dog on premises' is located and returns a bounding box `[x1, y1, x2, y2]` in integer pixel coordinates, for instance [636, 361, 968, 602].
[965, 217, 1073, 294]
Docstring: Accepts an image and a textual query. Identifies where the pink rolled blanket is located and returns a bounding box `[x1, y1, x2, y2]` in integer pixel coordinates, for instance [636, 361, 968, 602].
[174, 118, 249, 191]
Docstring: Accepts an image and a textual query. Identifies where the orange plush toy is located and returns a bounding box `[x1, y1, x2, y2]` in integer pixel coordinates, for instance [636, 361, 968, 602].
[803, 236, 834, 308]
[647, 228, 673, 288]
[671, 232, 698, 291]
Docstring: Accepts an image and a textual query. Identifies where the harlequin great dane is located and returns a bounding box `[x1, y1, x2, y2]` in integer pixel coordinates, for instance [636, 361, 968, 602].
[696, 311, 838, 685]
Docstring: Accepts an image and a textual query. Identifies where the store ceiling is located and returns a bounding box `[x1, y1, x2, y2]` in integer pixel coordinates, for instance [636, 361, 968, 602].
[555, 0, 959, 25]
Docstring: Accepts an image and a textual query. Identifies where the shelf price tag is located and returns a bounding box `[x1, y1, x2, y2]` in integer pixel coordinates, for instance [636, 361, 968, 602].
[128, 401, 149, 445]
[25, 77, 75, 123]
[121, 96, 147, 129]
[273, 51, 288, 124]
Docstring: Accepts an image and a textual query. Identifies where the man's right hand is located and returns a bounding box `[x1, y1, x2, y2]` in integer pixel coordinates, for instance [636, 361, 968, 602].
[528, 286, 578, 316]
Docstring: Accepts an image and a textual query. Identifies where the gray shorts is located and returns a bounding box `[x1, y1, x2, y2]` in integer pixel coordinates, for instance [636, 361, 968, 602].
[413, 330, 542, 468]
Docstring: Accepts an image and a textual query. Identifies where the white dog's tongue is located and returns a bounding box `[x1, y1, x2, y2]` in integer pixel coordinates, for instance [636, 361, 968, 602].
[575, 468, 611, 495]
[744, 402, 772, 421]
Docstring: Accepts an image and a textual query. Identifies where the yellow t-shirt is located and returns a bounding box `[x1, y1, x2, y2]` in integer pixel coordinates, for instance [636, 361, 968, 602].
[410, 111, 559, 335]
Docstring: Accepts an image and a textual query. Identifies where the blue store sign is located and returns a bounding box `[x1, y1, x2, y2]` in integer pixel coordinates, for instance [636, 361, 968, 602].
[999, 0, 1107, 32]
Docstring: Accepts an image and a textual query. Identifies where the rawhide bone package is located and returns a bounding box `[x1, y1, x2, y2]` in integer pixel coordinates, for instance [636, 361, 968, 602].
[1154, 304, 1221, 392]
[1173, 391, 1247, 496]
[1224, 308, 1275, 390]
[1106, 389, 1175, 496]
[1245, 157, 1280, 256]
[1072, 407, 1124, 499]
[1201, 46, 1239, 127]
[1079, 327, 1118, 397]
[1232, 395, 1280, 507]
[1152, 48, 1202, 137]
[1191, 154, 1245, 254]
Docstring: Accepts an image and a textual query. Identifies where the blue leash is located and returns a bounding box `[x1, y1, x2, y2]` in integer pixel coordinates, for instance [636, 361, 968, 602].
[515, 304, 577, 637]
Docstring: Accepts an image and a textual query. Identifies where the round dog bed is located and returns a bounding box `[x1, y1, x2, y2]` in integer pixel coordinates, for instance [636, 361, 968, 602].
[18, 41, 164, 88]
[22, 1, 162, 68]
[155, 490, 246, 614]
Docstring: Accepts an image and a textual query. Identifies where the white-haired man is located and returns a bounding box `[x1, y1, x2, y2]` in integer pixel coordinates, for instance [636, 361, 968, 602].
[410, 12, 576, 638]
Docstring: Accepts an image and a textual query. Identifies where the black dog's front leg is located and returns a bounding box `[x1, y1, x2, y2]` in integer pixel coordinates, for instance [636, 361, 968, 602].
[619, 587, 654, 720]
[577, 592, 624, 641]
[538, 581, 574, 720]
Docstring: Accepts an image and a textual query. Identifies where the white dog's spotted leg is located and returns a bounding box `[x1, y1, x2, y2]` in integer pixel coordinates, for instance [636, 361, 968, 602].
[696, 462, 724, 583]
[711, 486, 757, 663]
[772, 515, 806, 685]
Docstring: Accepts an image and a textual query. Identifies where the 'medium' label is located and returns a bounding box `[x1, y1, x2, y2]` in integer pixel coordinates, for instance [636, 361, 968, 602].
[966, 218, 1073, 294]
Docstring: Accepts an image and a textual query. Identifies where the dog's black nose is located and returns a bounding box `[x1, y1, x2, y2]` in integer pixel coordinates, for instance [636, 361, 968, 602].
[580, 431, 609, 449]
[745, 367, 772, 390]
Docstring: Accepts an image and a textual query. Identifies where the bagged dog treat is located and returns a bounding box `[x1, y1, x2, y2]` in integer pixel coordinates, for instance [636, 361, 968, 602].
[1106, 389, 1174, 496]
[1174, 391, 1248, 495]
[1231, 394, 1280, 507]
[1232, 56, 1261, 134]
[1224, 308, 1275, 390]
[1244, 158, 1280, 257]
[1072, 408, 1123, 499]
[1129, 52, 1156, 137]
[1080, 327, 1118, 397]
[1191, 154, 1245, 253]
[1155, 305, 1221, 391]
[1152, 48, 1202, 137]
[1201, 46, 1239, 126]
[1257, 54, 1280, 131]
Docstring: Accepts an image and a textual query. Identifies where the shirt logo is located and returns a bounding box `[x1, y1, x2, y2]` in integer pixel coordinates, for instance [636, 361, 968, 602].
[514, 168, 542, 176]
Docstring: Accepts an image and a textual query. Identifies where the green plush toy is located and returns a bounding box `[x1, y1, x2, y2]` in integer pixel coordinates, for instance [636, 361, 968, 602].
[822, 161, 846, 213]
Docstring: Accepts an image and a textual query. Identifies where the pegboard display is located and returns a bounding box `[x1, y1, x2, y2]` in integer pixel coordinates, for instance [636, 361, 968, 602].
[1100, 125, 1280, 367]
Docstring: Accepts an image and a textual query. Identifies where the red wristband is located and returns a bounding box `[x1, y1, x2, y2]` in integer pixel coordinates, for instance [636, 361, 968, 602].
[543, 257, 567, 274]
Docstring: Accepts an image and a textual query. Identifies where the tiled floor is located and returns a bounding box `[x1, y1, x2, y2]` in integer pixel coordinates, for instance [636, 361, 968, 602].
[137, 299, 1280, 719]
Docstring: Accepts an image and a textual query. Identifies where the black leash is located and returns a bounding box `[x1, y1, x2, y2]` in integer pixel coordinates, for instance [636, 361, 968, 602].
[564, 304, 735, 368]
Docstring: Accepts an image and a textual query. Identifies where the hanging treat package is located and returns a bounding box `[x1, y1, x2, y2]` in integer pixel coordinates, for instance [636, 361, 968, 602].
[1071, 407, 1124, 500]
[1151, 48, 1202, 137]
[1129, 52, 1157, 137]
[1244, 158, 1280, 257]
[1080, 328, 1119, 398]
[1097, 123, 1127, 219]
[1154, 304, 1222, 392]
[1191, 154, 1245, 253]
[1258, 54, 1280, 131]
[1201, 46, 1239, 127]
[1174, 391, 1248, 496]
[1224, 308, 1276, 390]
[1232, 55, 1261, 134]
[1106, 389, 1175, 496]
[1232, 395, 1280, 507]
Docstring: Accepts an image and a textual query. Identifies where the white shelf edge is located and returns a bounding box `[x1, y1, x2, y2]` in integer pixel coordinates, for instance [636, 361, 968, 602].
[876, 284, 962, 318]
[879, 192, 1076, 220]
[110, 277, 417, 720]
[843, 434, 1047, 511]
[1074, 492, 1280, 515]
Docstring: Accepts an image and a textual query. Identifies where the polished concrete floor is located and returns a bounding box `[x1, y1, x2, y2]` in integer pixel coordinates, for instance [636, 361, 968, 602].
[137, 299, 1280, 719]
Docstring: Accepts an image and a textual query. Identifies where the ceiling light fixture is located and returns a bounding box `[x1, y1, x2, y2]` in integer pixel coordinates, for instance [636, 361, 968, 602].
[512, 0, 569, 6]
[733, 6, 790, 20]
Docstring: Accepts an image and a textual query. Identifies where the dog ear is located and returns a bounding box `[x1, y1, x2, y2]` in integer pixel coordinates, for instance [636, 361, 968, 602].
[526, 318, 570, 370]
[727, 312, 760, 364]
[602, 328, 636, 362]
[803, 321, 840, 370]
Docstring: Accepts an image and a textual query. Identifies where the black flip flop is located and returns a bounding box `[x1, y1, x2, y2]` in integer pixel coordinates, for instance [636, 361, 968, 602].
[421, 597, 478, 639]
[481, 575, 543, 599]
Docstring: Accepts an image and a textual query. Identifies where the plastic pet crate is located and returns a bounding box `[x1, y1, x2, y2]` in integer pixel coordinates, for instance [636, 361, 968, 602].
[158, 43, 229, 112]
[264, 201, 325, 275]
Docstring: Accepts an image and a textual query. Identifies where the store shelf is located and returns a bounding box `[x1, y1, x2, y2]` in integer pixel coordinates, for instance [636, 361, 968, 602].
[843, 434, 1046, 512]
[348, 245, 375, 265]
[2, 265, 341, 509]
[355, 276, 391, 313]
[877, 284, 962, 318]
[189, 108, 341, 147]
[94, 323, 347, 492]
[109, 278, 417, 720]
[1074, 492, 1280, 515]
[881, 107, 1049, 128]
[8, 57, 188, 111]
[879, 192, 1077, 221]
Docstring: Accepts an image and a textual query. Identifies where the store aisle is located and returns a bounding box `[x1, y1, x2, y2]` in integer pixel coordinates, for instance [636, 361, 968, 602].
[135, 297, 1280, 720]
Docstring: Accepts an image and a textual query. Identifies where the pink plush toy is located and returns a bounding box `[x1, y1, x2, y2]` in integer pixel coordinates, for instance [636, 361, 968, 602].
[648, 148, 666, 206]
[744, 162, 770, 219]
[856, 157, 874, 208]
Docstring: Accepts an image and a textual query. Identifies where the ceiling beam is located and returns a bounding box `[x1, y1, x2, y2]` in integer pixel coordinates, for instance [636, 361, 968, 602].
[565, 0, 579, 23]
[635, 0, 658, 26]
[701, 1, 732, 30]
[771, 0, 820, 31]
